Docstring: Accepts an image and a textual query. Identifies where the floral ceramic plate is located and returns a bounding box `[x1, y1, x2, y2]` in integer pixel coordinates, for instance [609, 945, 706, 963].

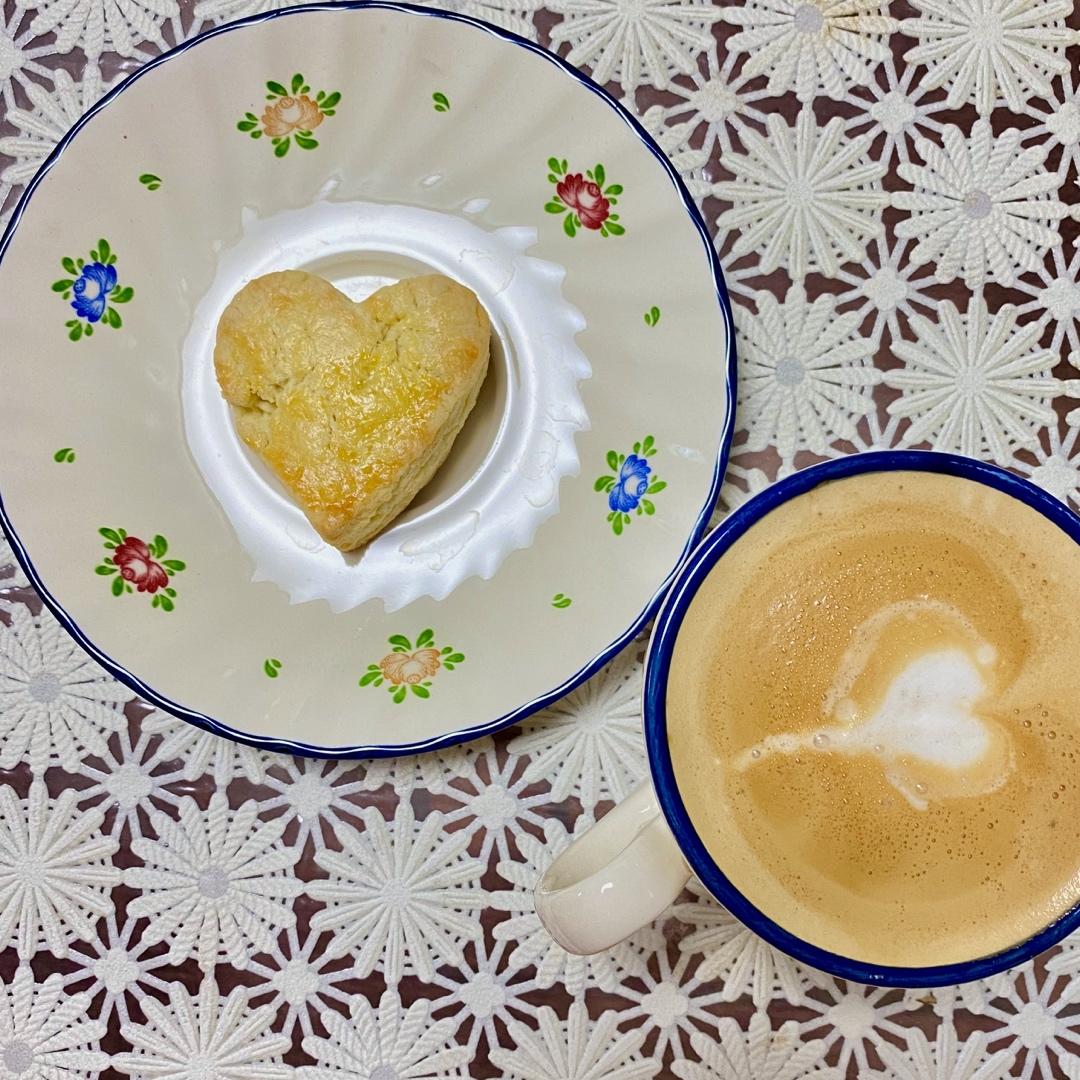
[0, 1, 734, 756]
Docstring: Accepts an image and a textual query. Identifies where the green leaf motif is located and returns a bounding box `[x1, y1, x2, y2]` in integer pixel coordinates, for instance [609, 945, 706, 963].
[274, 139, 290, 158]
[563, 214, 577, 238]
[266, 80, 288, 96]
[393, 687, 407, 704]
[644, 306, 661, 327]
[432, 91, 450, 112]
[62, 256, 78, 275]
[53, 447, 75, 463]
[552, 593, 572, 609]
[388, 634, 412, 650]
[139, 173, 162, 190]
[111, 576, 124, 597]
[52, 279, 73, 293]
[264, 658, 282, 678]
[416, 628, 435, 648]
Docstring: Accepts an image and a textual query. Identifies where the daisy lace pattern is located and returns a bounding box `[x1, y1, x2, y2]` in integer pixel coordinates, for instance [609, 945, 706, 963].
[883, 296, 1060, 464]
[21, 0, 179, 58]
[894, 120, 1069, 288]
[490, 1003, 658, 1080]
[872, 1021, 1016, 1080]
[124, 793, 303, 971]
[546, 0, 722, 92]
[299, 990, 468, 1080]
[735, 283, 881, 463]
[141, 708, 268, 786]
[900, 0, 1074, 116]
[113, 979, 291, 1080]
[0, 781, 119, 959]
[672, 1012, 840, 1080]
[0, 966, 108, 1079]
[508, 646, 647, 806]
[720, 0, 898, 103]
[306, 798, 487, 982]
[0, 603, 131, 772]
[673, 880, 814, 1008]
[712, 108, 888, 278]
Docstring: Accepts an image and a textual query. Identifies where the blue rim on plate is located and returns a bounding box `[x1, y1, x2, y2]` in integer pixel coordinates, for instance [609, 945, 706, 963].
[644, 450, 1080, 987]
[0, 1, 737, 759]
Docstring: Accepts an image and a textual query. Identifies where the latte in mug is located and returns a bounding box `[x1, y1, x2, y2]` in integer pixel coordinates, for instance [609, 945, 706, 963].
[668, 471, 1080, 968]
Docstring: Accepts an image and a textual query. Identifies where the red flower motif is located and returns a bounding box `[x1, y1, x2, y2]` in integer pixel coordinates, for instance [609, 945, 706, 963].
[112, 536, 169, 594]
[556, 173, 611, 230]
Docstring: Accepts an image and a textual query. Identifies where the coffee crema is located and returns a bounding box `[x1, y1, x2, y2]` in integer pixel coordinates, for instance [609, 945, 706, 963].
[667, 471, 1080, 968]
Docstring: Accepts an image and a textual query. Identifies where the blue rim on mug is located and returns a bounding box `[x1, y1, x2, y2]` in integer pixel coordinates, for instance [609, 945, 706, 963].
[643, 449, 1080, 987]
[0, 0, 736, 760]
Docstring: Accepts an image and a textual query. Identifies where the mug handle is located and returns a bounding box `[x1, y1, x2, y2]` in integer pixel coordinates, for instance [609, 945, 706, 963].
[534, 782, 691, 954]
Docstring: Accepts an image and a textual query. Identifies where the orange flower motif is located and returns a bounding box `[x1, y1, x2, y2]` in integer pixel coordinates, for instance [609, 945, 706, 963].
[379, 648, 442, 686]
[261, 95, 324, 137]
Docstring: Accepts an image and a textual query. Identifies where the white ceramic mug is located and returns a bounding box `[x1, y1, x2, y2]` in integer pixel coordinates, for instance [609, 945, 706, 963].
[534, 451, 1080, 987]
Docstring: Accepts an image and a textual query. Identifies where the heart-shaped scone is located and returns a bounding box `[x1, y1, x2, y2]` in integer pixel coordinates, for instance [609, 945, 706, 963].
[214, 271, 491, 551]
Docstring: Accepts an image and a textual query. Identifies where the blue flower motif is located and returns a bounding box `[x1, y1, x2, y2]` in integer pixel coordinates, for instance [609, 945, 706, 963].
[608, 453, 651, 513]
[70, 261, 117, 323]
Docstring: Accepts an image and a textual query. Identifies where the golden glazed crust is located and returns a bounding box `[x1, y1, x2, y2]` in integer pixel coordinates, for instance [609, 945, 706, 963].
[214, 270, 491, 551]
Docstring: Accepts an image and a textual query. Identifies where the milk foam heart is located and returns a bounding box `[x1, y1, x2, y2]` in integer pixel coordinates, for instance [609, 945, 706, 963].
[735, 600, 1014, 809]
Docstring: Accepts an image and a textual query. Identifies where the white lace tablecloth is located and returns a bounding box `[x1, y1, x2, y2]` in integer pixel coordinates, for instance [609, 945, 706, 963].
[3, 1, 1080, 1077]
